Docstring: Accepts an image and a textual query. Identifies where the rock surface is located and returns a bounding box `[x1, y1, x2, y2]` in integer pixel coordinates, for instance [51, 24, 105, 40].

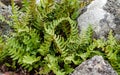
[0, 3, 12, 37]
[70, 55, 118, 75]
[77, 0, 120, 40]
[1, 0, 22, 7]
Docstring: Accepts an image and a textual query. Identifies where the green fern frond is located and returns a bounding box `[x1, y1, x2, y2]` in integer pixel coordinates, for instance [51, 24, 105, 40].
[44, 54, 65, 75]
[38, 33, 53, 56]
[53, 35, 66, 53]
[105, 31, 120, 60]
[0, 37, 8, 62]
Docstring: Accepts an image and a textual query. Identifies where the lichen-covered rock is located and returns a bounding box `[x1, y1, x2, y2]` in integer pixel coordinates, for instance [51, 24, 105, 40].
[0, 3, 12, 37]
[103, 0, 120, 40]
[70, 56, 118, 75]
[77, 0, 120, 40]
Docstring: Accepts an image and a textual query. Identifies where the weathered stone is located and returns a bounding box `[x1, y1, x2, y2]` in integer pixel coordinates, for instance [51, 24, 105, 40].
[70, 55, 118, 75]
[0, 3, 12, 37]
[77, 0, 120, 40]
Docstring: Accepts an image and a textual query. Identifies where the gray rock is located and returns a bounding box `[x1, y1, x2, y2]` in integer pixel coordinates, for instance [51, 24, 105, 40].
[77, 0, 120, 40]
[70, 55, 118, 75]
[0, 4, 12, 37]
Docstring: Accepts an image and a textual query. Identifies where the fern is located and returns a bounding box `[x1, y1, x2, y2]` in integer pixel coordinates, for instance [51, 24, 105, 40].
[104, 31, 120, 73]
[4, 0, 81, 74]
[6, 0, 95, 74]
[0, 37, 8, 62]
[0, 12, 10, 63]
[84, 30, 120, 74]
[1, 0, 120, 75]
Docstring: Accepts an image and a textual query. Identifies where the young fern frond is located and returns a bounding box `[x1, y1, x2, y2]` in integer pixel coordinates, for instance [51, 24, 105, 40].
[105, 31, 120, 60]
[11, 0, 20, 26]
[38, 33, 53, 56]
[38, 17, 68, 55]
[53, 35, 66, 53]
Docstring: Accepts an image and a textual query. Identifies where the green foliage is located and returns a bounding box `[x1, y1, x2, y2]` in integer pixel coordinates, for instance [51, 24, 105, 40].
[0, 37, 6, 62]
[0, 0, 120, 75]
[91, 31, 120, 74]
[0, 38, 9, 64]
[78, 30, 120, 74]
[2, 0, 83, 74]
